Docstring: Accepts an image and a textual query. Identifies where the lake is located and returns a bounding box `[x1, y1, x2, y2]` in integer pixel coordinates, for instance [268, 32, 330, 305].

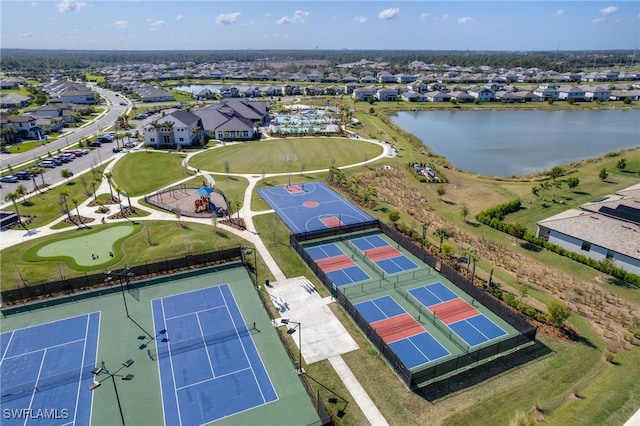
[390, 109, 640, 176]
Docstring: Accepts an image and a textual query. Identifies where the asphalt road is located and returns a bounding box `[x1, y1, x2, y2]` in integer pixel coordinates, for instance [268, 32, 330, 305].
[0, 88, 134, 199]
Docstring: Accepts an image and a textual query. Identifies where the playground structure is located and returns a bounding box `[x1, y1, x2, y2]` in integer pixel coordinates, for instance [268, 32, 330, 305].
[145, 184, 229, 218]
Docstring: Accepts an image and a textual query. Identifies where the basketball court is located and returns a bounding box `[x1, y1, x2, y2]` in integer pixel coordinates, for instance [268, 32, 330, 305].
[257, 182, 374, 234]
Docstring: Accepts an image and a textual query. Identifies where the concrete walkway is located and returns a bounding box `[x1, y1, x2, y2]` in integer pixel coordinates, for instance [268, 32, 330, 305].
[0, 135, 392, 425]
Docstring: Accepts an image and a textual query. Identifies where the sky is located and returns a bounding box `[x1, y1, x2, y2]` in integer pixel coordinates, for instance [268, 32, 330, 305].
[1, 1, 639, 51]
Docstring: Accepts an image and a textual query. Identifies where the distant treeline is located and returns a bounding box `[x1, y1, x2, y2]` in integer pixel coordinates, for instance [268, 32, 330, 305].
[0, 48, 635, 74]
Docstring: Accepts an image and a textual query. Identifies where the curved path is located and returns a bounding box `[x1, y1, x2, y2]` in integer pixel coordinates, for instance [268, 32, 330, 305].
[0, 135, 391, 426]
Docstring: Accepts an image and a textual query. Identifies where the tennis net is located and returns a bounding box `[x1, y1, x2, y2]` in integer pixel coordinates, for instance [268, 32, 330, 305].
[148, 323, 257, 360]
[1, 367, 93, 400]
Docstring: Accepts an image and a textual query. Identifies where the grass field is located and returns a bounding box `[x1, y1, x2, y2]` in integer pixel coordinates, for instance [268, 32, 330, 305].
[0, 220, 245, 290]
[110, 151, 192, 195]
[189, 138, 383, 174]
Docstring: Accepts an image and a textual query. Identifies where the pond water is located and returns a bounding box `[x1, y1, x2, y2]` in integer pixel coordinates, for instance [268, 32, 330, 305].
[390, 109, 640, 176]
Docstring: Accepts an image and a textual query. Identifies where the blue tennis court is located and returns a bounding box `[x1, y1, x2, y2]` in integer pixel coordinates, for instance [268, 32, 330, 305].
[258, 182, 374, 234]
[305, 243, 370, 286]
[349, 235, 419, 275]
[354, 296, 450, 368]
[0, 313, 100, 425]
[448, 315, 508, 347]
[408, 282, 458, 307]
[151, 285, 277, 426]
[409, 283, 508, 347]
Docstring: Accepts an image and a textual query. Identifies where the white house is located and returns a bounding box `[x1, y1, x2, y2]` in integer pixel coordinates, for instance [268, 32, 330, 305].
[144, 111, 203, 147]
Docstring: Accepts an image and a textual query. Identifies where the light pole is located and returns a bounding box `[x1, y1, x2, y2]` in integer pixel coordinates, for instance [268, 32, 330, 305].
[105, 266, 134, 318]
[89, 359, 135, 426]
[241, 246, 258, 288]
[281, 319, 304, 375]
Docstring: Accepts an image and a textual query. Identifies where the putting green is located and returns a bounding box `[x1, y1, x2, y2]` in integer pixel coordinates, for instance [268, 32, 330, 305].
[32, 224, 137, 269]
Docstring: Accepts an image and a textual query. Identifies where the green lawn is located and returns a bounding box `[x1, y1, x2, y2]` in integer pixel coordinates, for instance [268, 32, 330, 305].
[189, 138, 383, 174]
[110, 151, 192, 196]
[0, 220, 245, 290]
[4, 165, 108, 229]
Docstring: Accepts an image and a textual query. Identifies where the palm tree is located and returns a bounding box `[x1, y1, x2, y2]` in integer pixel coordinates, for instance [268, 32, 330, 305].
[15, 183, 27, 202]
[29, 169, 39, 192]
[434, 228, 449, 253]
[37, 167, 46, 188]
[71, 198, 81, 222]
[103, 172, 115, 201]
[4, 192, 21, 218]
[59, 190, 72, 221]
[363, 186, 378, 208]
[351, 176, 363, 197]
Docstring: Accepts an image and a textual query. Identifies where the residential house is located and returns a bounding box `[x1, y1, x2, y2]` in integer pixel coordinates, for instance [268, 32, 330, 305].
[469, 87, 496, 102]
[425, 91, 451, 102]
[581, 85, 611, 102]
[306, 72, 323, 82]
[407, 81, 427, 93]
[610, 89, 640, 101]
[536, 184, 640, 275]
[344, 83, 361, 94]
[449, 91, 475, 103]
[360, 76, 378, 84]
[396, 74, 417, 83]
[495, 91, 523, 103]
[0, 94, 31, 109]
[3, 115, 41, 139]
[533, 84, 559, 101]
[352, 87, 377, 101]
[377, 73, 397, 84]
[376, 87, 398, 101]
[401, 91, 427, 102]
[0, 77, 25, 89]
[144, 110, 204, 147]
[218, 85, 241, 98]
[557, 86, 586, 102]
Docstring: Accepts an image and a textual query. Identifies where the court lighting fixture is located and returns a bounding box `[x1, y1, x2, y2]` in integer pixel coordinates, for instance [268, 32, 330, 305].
[281, 319, 304, 375]
[105, 266, 134, 318]
[89, 359, 135, 426]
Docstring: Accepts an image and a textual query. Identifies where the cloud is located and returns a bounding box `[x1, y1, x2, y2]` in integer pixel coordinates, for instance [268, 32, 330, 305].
[56, 0, 87, 13]
[31, 2, 38, 7]
[175, 15, 183, 21]
[147, 19, 165, 30]
[591, 17, 605, 23]
[276, 10, 309, 25]
[438, 14, 450, 21]
[458, 17, 474, 24]
[378, 8, 400, 20]
[19, 32, 34, 38]
[599, 6, 618, 15]
[216, 12, 241, 25]
[420, 13, 430, 21]
[264, 13, 272, 18]
[114, 20, 128, 29]
[353, 16, 367, 24]
[554, 9, 564, 16]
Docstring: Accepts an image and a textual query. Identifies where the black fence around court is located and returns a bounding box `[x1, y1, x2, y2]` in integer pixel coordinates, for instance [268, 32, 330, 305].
[1, 246, 244, 310]
[290, 222, 537, 388]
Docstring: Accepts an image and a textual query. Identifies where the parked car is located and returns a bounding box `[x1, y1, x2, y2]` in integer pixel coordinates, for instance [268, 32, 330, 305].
[38, 160, 56, 168]
[48, 158, 63, 166]
[97, 137, 112, 143]
[0, 175, 18, 183]
[88, 141, 102, 147]
[14, 171, 32, 180]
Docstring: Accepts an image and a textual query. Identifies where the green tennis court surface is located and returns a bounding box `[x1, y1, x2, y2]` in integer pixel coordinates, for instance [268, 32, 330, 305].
[0, 264, 319, 426]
